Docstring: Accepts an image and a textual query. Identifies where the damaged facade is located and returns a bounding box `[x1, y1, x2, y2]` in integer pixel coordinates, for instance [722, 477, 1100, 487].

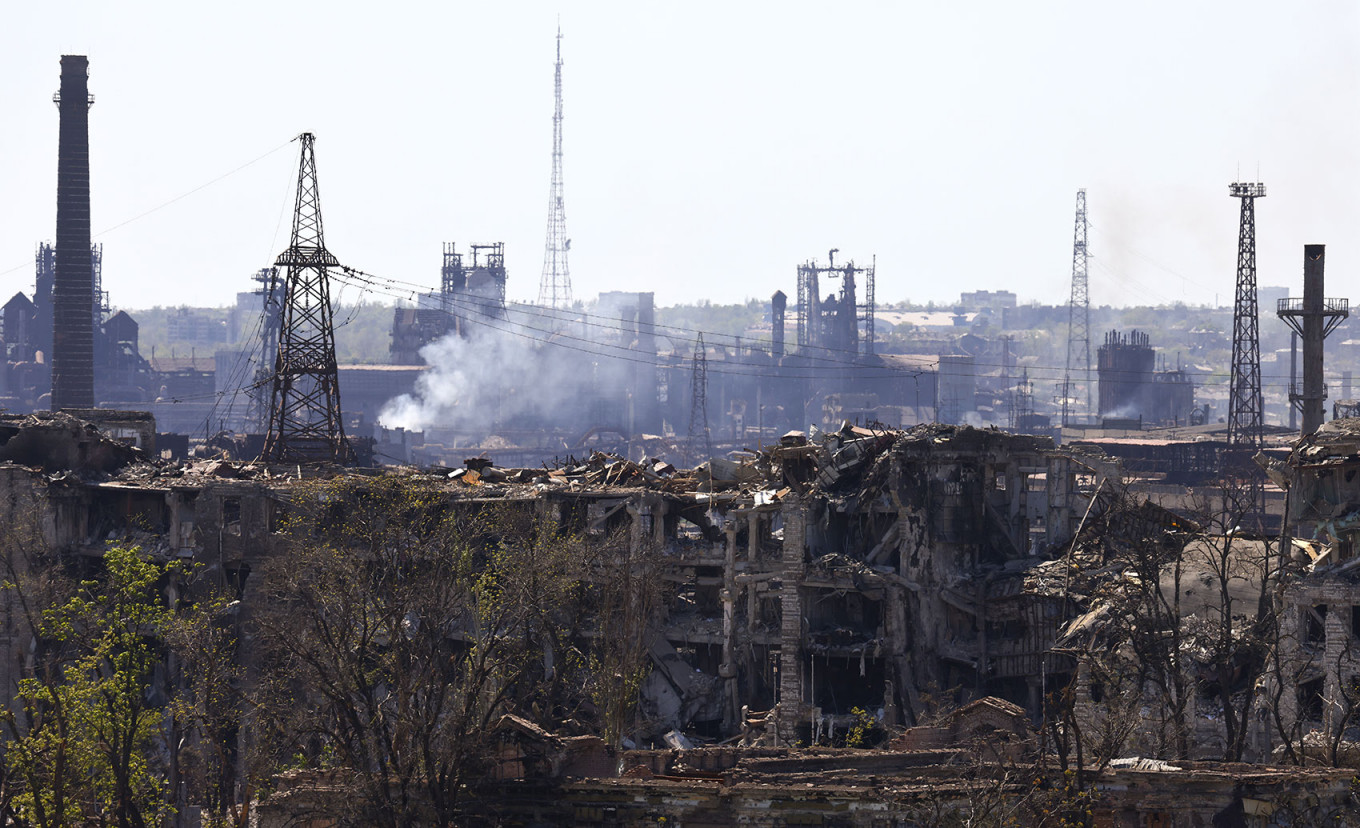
[8, 410, 1360, 823]
[0, 414, 1098, 747]
[1275, 419, 1360, 754]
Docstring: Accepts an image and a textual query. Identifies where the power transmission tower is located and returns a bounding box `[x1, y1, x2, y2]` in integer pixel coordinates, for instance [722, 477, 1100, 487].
[246, 267, 282, 432]
[1227, 182, 1266, 450]
[1015, 369, 1034, 434]
[1061, 189, 1090, 427]
[262, 133, 353, 464]
[537, 27, 573, 309]
[687, 333, 711, 465]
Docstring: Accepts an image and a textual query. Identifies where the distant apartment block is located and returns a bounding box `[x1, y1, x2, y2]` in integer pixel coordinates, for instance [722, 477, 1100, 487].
[958, 290, 1017, 311]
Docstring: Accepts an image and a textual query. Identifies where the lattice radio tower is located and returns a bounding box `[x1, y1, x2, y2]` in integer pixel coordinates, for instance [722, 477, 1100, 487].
[537, 27, 573, 309]
[687, 333, 711, 465]
[1061, 189, 1090, 427]
[1227, 182, 1266, 449]
[262, 133, 354, 464]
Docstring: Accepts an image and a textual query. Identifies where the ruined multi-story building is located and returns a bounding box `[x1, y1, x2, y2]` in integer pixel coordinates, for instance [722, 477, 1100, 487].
[1274, 418, 1360, 753]
[0, 414, 1097, 747]
[6, 410, 1360, 824]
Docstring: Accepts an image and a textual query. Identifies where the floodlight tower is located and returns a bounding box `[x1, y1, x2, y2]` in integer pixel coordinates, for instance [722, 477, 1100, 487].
[537, 27, 573, 309]
[1227, 182, 1266, 450]
[262, 133, 353, 464]
[1061, 189, 1090, 427]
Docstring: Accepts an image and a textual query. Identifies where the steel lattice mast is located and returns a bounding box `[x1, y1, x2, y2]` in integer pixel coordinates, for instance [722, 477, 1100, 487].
[262, 133, 353, 464]
[246, 267, 282, 432]
[1227, 182, 1266, 449]
[537, 27, 573, 309]
[1061, 189, 1090, 427]
[687, 333, 711, 465]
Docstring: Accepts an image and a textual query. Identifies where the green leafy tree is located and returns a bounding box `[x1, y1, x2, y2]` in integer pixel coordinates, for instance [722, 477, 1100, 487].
[3, 545, 174, 828]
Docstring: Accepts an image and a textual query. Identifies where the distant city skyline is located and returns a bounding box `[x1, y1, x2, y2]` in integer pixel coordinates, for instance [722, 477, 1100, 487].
[1, 1, 1357, 311]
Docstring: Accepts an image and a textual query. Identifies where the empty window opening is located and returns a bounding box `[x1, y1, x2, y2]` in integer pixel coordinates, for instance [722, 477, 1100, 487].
[1306, 604, 1328, 644]
[1300, 677, 1326, 723]
[221, 497, 242, 536]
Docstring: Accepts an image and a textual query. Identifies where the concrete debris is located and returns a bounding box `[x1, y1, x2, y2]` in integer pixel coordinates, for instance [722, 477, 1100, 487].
[0, 415, 1106, 744]
[12, 404, 1360, 825]
[1109, 756, 1183, 772]
[662, 729, 695, 750]
[0, 411, 147, 474]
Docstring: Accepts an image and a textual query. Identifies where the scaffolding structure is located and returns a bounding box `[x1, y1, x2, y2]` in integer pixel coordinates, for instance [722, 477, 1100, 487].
[91, 242, 107, 326]
[795, 250, 875, 356]
[441, 242, 462, 309]
[441, 242, 508, 329]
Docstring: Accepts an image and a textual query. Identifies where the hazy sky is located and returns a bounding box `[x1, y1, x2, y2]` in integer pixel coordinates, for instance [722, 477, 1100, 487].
[1, 2, 1357, 312]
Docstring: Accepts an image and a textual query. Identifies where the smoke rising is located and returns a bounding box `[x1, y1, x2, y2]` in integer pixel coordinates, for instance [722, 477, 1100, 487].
[378, 317, 642, 439]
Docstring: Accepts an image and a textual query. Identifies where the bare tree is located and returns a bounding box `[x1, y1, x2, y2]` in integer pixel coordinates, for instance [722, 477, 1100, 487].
[1180, 476, 1276, 762]
[251, 476, 585, 828]
[1065, 488, 1194, 759]
[576, 528, 665, 749]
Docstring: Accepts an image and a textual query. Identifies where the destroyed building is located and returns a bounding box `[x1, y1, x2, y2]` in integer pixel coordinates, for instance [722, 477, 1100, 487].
[6, 410, 1360, 823]
[1274, 418, 1360, 753]
[0, 414, 1098, 745]
[260, 746, 1360, 827]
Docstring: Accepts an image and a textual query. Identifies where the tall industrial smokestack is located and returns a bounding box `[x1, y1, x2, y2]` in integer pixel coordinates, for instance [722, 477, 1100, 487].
[51, 55, 95, 410]
[1301, 246, 1326, 434]
[1278, 244, 1349, 436]
[771, 290, 787, 358]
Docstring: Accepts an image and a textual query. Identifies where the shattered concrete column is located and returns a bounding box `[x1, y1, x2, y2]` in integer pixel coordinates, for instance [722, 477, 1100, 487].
[1183, 673, 1198, 750]
[1277, 602, 1300, 734]
[1324, 605, 1347, 737]
[746, 576, 760, 630]
[1071, 661, 1099, 749]
[1046, 454, 1074, 548]
[776, 495, 807, 744]
[652, 497, 668, 548]
[536, 495, 562, 532]
[882, 584, 908, 727]
[626, 499, 644, 556]
[744, 512, 761, 694]
[721, 523, 738, 733]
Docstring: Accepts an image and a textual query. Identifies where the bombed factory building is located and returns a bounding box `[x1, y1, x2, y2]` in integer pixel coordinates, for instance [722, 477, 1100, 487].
[0, 413, 1092, 735]
[8, 410, 1360, 823]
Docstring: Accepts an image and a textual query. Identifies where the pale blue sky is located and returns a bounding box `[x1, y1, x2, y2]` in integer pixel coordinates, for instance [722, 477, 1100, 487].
[1, 1, 1357, 310]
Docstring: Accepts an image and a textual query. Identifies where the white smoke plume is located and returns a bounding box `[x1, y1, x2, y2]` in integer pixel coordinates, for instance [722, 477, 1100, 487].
[378, 317, 638, 438]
